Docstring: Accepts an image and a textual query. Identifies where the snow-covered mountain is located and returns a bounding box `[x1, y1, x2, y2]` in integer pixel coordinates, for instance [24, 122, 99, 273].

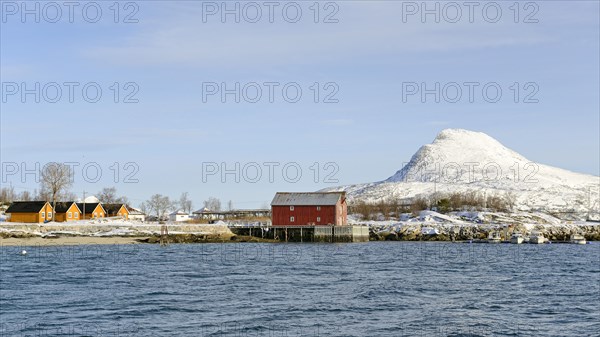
[324, 129, 599, 219]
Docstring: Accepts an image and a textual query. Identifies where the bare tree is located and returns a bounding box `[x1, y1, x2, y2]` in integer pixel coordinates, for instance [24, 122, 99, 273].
[62, 191, 78, 202]
[36, 187, 52, 201]
[36, 185, 74, 202]
[352, 200, 372, 221]
[97, 187, 129, 204]
[40, 163, 73, 221]
[411, 197, 429, 216]
[203, 197, 221, 211]
[139, 201, 149, 215]
[179, 192, 193, 214]
[97, 187, 117, 203]
[227, 200, 233, 211]
[146, 194, 172, 221]
[18, 190, 32, 201]
[0, 186, 15, 204]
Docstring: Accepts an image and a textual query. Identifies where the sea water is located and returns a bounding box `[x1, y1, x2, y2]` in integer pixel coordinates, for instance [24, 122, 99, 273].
[1, 242, 598, 336]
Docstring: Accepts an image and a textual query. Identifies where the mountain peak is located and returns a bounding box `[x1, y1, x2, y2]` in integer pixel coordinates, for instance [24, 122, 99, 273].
[386, 129, 527, 183]
[435, 128, 494, 142]
[432, 128, 515, 153]
[324, 129, 598, 217]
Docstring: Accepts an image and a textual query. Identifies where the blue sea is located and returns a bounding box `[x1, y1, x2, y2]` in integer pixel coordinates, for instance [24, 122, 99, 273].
[1, 242, 599, 336]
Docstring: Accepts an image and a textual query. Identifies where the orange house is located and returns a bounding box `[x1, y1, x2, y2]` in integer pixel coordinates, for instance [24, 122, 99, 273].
[76, 202, 106, 219]
[54, 202, 82, 222]
[6, 201, 54, 223]
[103, 203, 129, 219]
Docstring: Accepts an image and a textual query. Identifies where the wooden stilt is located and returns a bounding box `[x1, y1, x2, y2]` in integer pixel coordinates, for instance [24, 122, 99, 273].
[160, 223, 169, 246]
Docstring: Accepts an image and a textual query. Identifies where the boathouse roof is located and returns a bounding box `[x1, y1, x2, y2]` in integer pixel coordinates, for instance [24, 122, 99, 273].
[271, 192, 345, 206]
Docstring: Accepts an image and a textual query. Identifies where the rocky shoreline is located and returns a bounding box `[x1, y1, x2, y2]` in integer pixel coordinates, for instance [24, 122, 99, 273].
[2, 228, 599, 245]
[367, 223, 600, 242]
[1, 219, 599, 244]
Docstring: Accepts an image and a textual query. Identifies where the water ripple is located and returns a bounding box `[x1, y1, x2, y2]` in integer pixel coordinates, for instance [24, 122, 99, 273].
[1, 242, 598, 336]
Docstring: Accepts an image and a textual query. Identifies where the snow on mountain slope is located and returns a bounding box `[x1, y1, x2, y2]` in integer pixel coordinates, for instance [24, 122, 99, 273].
[324, 129, 599, 218]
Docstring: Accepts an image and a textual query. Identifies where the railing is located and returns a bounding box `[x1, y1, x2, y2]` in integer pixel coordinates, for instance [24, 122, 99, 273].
[227, 221, 272, 228]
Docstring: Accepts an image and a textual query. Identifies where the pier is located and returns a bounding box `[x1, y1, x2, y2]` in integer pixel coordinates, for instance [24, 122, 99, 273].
[229, 225, 370, 243]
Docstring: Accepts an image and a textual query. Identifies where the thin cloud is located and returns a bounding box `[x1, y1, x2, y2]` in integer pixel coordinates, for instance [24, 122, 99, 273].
[81, 3, 550, 69]
[322, 119, 354, 126]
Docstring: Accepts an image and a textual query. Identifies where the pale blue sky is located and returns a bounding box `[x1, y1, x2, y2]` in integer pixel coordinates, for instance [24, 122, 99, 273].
[1, 1, 599, 209]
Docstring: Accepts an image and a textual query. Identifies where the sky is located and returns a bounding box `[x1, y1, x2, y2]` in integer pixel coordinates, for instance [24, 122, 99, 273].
[1, 1, 599, 209]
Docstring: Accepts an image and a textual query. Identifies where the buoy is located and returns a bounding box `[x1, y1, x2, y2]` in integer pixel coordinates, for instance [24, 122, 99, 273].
[21, 250, 27, 255]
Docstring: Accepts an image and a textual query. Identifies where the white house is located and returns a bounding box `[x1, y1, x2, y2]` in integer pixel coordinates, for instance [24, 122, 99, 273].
[128, 207, 146, 222]
[169, 210, 190, 222]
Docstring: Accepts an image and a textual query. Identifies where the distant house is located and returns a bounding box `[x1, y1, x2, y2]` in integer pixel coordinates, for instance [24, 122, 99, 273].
[76, 202, 106, 219]
[192, 208, 270, 220]
[169, 210, 190, 222]
[271, 192, 347, 226]
[192, 207, 220, 220]
[54, 202, 81, 222]
[127, 207, 146, 222]
[103, 203, 129, 219]
[6, 201, 54, 223]
[221, 209, 271, 218]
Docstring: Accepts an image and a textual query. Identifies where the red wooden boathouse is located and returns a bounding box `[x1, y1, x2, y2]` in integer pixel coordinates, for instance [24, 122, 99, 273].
[271, 192, 347, 226]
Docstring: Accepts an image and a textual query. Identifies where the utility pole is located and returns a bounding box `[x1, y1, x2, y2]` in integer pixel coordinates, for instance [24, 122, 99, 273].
[82, 190, 86, 221]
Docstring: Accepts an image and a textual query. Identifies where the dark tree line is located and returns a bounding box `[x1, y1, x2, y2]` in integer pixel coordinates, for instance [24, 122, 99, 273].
[349, 190, 516, 220]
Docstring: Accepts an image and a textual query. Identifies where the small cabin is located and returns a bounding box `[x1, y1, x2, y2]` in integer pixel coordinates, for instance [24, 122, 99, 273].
[103, 203, 130, 220]
[128, 207, 146, 222]
[54, 202, 81, 222]
[76, 203, 106, 219]
[169, 210, 190, 222]
[6, 201, 54, 223]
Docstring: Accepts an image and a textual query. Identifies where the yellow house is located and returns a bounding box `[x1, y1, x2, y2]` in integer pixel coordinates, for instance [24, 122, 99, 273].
[54, 202, 82, 222]
[76, 202, 106, 219]
[103, 203, 129, 219]
[6, 201, 54, 223]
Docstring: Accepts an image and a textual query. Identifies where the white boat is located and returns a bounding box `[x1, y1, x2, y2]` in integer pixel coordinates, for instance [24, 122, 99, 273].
[510, 233, 524, 244]
[570, 234, 587, 245]
[487, 232, 502, 243]
[529, 232, 546, 244]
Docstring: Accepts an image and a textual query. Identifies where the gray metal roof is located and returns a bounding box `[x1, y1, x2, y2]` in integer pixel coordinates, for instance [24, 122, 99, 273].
[271, 192, 345, 206]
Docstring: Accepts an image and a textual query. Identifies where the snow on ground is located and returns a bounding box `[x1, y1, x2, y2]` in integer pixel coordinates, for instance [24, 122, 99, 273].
[0, 218, 232, 237]
[349, 209, 600, 237]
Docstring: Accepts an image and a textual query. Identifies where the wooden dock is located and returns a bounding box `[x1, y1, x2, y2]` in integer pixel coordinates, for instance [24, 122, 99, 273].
[229, 225, 369, 243]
